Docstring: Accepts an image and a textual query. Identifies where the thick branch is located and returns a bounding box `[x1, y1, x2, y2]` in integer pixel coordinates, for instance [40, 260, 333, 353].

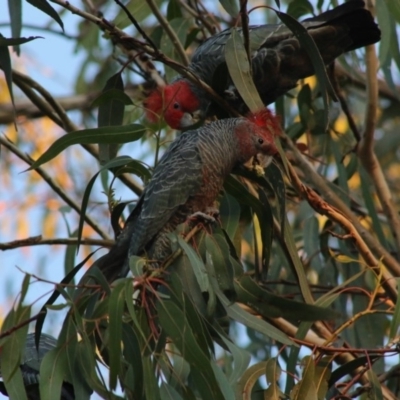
[355, 2, 400, 253]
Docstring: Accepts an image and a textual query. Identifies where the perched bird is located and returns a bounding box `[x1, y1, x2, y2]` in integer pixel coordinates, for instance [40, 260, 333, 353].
[96, 110, 280, 283]
[144, 0, 380, 129]
[0, 333, 75, 400]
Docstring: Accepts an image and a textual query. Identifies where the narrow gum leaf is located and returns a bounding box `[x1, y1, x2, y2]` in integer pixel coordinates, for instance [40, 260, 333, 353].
[26, 0, 64, 32]
[225, 29, 264, 112]
[275, 10, 337, 131]
[29, 124, 145, 169]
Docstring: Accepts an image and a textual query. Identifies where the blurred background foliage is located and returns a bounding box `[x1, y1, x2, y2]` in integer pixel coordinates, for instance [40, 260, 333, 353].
[1, 0, 400, 399]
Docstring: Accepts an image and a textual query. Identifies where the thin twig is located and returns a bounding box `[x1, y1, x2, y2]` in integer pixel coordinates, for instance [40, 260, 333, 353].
[0, 312, 46, 340]
[175, 0, 216, 34]
[145, 0, 189, 66]
[329, 65, 361, 142]
[0, 135, 111, 240]
[0, 235, 114, 251]
[282, 134, 400, 292]
[0, 22, 77, 39]
[271, 317, 398, 400]
[50, 0, 240, 117]
[282, 153, 397, 301]
[13, 70, 74, 130]
[13, 76, 64, 127]
[6, 69, 144, 195]
[114, 0, 159, 52]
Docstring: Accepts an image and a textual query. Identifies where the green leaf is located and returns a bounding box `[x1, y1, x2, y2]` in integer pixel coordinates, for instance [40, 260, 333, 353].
[7, 0, 22, 55]
[219, 193, 240, 241]
[26, 0, 64, 32]
[218, 335, 251, 385]
[108, 282, 125, 389]
[171, 282, 214, 355]
[205, 233, 235, 300]
[76, 155, 135, 253]
[290, 356, 318, 400]
[265, 357, 281, 384]
[264, 358, 285, 400]
[385, 0, 400, 24]
[389, 278, 400, 339]
[236, 361, 267, 399]
[0, 36, 41, 46]
[313, 356, 332, 400]
[366, 369, 383, 400]
[276, 10, 337, 130]
[218, 0, 239, 18]
[256, 188, 274, 278]
[35, 251, 95, 340]
[178, 236, 209, 293]
[282, 213, 314, 303]
[122, 324, 144, 396]
[0, 325, 29, 400]
[303, 216, 320, 270]
[62, 319, 92, 400]
[211, 361, 235, 400]
[157, 300, 224, 399]
[287, 0, 314, 19]
[167, 0, 183, 20]
[265, 162, 286, 234]
[160, 382, 184, 399]
[142, 356, 162, 400]
[225, 29, 264, 112]
[0, 39, 14, 107]
[39, 347, 68, 400]
[19, 274, 30, 303]
[224, 175, 273, 279]
[235, 275, 337, 321]
[29, 124, 146, 169]
[376, 1, 392, 68]
[115, 159, 152, 182]
[76, 337, 112, 398]
[216, 288, 293, 345]
[97, 73, 127, 163]
[92, 87, 133, 109]
[169, 239, 208, 316]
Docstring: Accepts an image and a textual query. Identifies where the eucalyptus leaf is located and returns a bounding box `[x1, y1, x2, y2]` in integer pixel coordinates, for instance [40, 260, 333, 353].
[30, 124, 145, 169]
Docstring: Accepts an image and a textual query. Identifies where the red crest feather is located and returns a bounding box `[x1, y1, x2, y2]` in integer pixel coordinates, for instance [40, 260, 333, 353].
[246, 109, 282, 137]
[143, 81, 199, 127]
[143, 89, 164, 123]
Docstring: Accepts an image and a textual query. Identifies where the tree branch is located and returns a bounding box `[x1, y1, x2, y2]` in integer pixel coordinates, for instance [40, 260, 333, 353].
[0, 235, 114, 251]
[144, 0, 189, 66]
[282, 134, 400, 300]
[49, 0, 241, 117]
[355, 1, 400, 254]
[0, 135, 111, 240]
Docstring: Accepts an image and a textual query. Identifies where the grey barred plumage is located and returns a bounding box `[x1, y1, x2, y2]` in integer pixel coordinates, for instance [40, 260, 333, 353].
[144, 0, 380, 129]
[0, 333, 76, 400]
[96, 113, 279, 283]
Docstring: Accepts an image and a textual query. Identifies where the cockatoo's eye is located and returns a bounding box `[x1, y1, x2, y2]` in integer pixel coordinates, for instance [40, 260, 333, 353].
[258, 138, 264, 144]
[173, 102, 180, 109]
